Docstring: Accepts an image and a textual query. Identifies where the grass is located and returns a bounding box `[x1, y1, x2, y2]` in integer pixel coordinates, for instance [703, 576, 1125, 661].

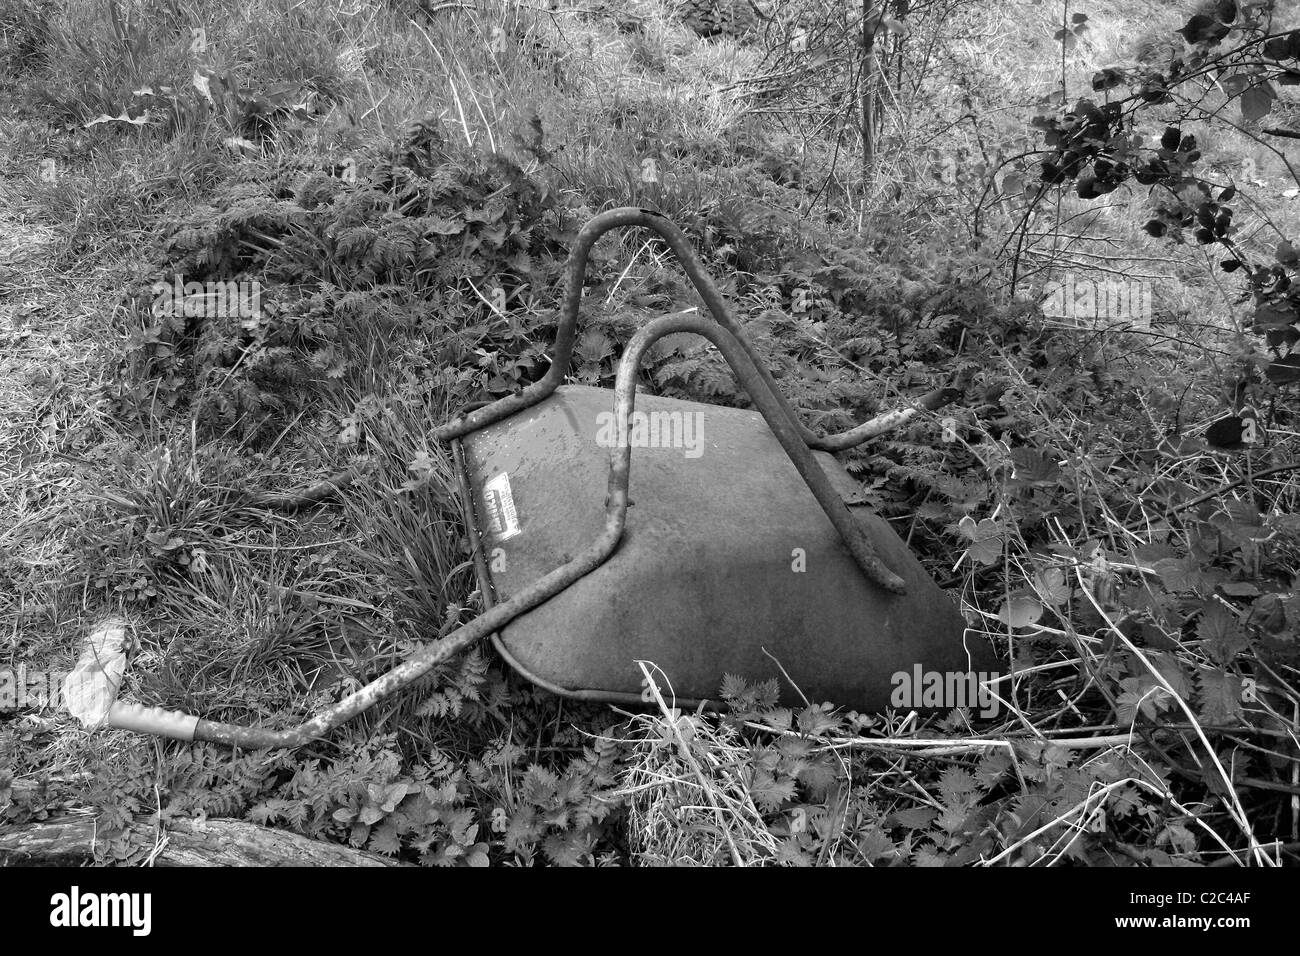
[1, 0, 1299, 866]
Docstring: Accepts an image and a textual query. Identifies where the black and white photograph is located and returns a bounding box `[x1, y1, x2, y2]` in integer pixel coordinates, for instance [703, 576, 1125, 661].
[0, 0, 1293, 904]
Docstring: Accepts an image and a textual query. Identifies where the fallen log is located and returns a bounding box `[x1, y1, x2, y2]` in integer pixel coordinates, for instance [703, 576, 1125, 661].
[0, 814, 409, 866]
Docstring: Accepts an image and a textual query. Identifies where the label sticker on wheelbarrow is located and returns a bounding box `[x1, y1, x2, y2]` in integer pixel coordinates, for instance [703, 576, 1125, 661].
[482, 472, 520, 540]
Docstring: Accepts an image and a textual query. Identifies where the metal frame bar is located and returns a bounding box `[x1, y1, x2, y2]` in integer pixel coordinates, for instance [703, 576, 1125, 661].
[439, 205, 916, 588]
[432, 206, 943, 452]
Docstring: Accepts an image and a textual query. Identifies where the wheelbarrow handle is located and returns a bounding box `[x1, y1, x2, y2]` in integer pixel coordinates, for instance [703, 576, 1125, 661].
[432, 207, 934, 451]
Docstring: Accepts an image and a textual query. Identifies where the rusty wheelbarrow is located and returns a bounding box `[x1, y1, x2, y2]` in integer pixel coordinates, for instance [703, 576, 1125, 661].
[105, 208, 999, 748]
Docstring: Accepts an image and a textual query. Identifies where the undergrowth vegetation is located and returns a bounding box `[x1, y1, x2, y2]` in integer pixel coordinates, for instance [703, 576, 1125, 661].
[2, 0, 1299, 866]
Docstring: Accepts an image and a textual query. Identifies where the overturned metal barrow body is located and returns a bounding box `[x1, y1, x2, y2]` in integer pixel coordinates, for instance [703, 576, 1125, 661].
[458, 383, 987, 709]
[105, 208, 997, 748]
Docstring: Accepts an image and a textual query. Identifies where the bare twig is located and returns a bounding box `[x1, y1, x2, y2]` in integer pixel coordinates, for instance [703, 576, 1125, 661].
[246, 462, 370, 512]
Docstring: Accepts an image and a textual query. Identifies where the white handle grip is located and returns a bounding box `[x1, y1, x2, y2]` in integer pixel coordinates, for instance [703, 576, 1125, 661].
[106, 701, 200, 741]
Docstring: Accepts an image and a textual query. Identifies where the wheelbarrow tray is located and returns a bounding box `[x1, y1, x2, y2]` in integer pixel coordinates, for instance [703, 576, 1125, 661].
[460, 385, 996, 710]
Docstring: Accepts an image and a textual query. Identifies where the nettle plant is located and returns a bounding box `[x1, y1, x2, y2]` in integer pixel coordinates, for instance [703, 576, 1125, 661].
[117, 118, 576, 439]
[1017, 0, 1300, 434]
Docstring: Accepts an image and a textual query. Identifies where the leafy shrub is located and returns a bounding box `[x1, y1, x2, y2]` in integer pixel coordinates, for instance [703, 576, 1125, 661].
[115, 119, 574, 440]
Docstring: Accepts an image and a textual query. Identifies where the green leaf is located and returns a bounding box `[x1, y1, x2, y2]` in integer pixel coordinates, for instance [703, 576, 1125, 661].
[1009, 446, 1061, 484]
[1265, 35, 1293, 59]
[1034, 567, 1071, 604]
[795, 704, 841, 736]
[857, 827, 896, 862]
[1266, 355, 1300, 384]
[368, 820, 402, 855]
[890, 806, 939, 830]
[957, 515, 1004, 566]
[1197, 667, 1245, 724]
[1222, 73, 1251, 97]
[751, 772, 798, 812]
[1147, 650, 1193, 699]
[542, 831, 591, 867]
[1153, 556, 1202, 592]
[775, 838, 814, 866]
[795, 759, 839, 799]
[1197, 600, 1249, 664]
[1092, 67, 1124, 91]
[719, 672, 747, 701]
[913, 845, 947, 866]
[1219, 581, 1260, 598]
[938, 767, 980, 806]
[1205, 415, 1246, 449]
[1241, 81, 1277, 123]
[1117, 675, 1174, 722]
[1179, 14, 1230, 45]
[997, 594, 1044, 628]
